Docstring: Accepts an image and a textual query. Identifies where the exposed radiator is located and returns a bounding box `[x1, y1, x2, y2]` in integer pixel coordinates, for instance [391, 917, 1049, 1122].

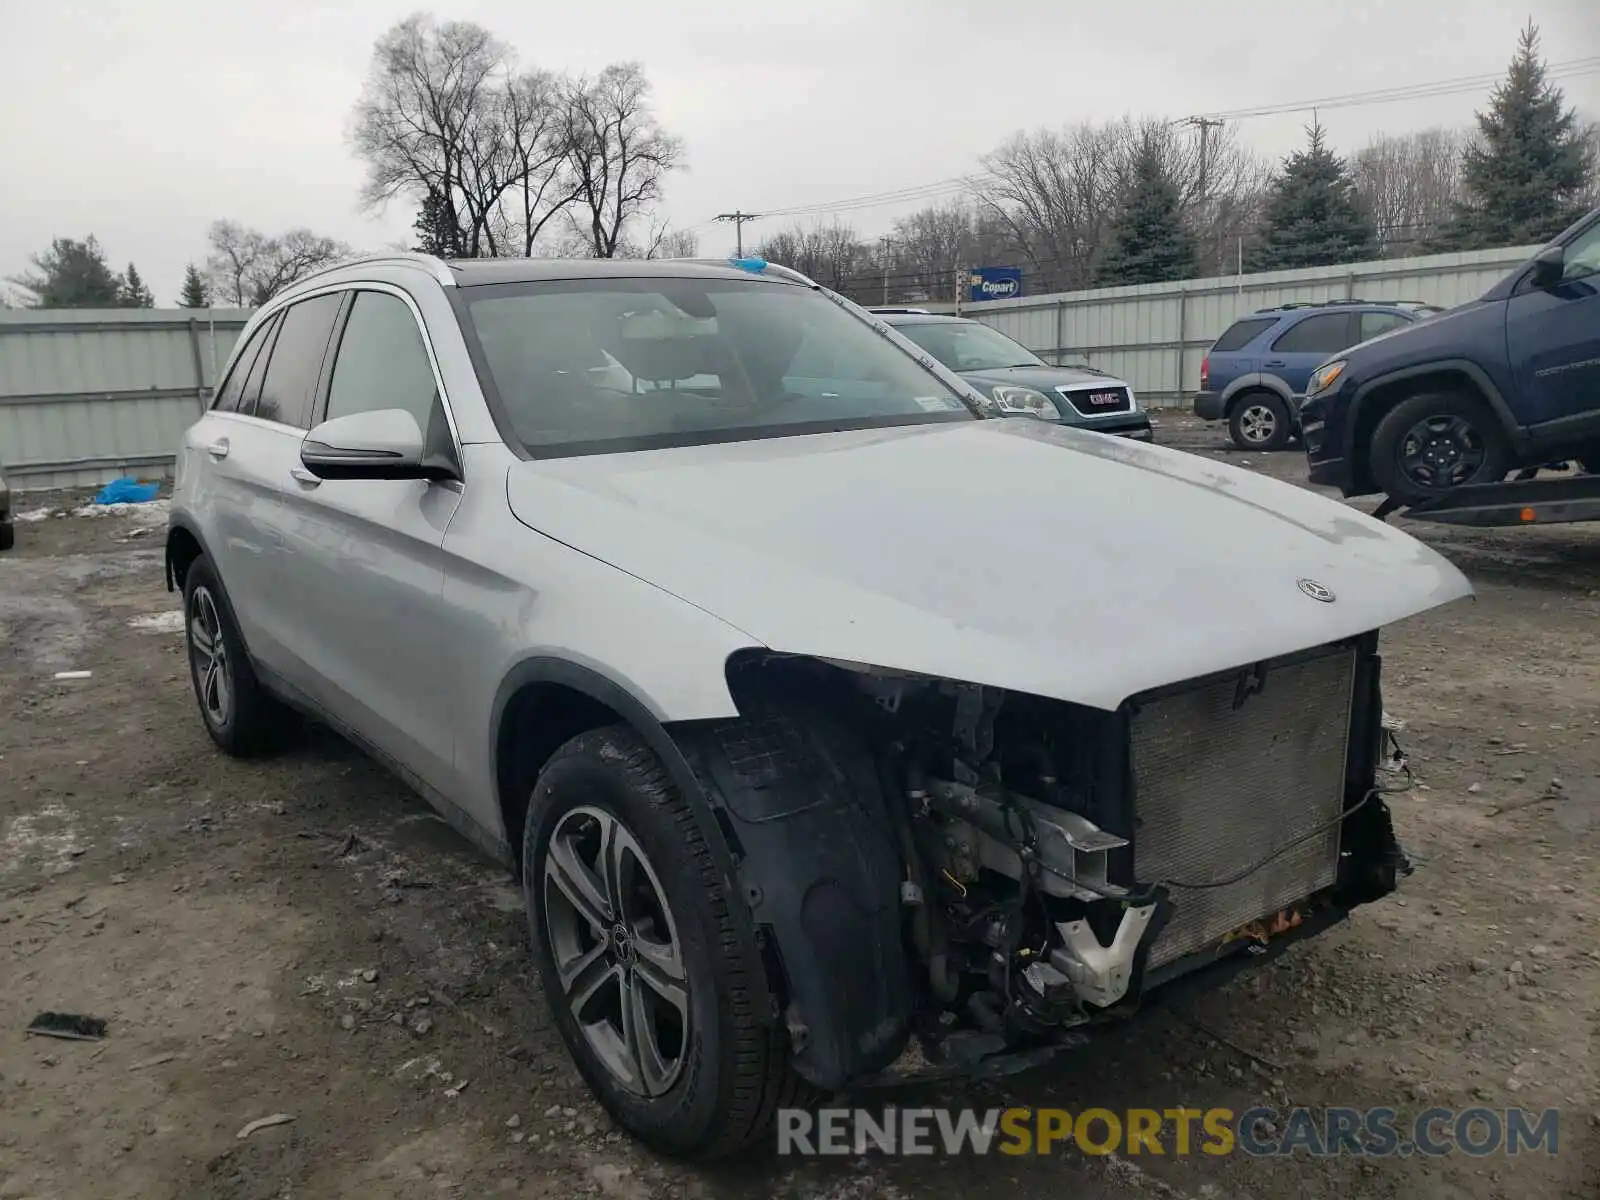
[1130, 646, 1357, 970]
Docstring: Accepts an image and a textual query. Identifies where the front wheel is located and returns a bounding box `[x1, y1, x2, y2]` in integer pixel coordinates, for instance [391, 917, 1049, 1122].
[1228, 393, 1292, 451]
[1369, 391, 1511, 506]
[523, 725, 811, 1159]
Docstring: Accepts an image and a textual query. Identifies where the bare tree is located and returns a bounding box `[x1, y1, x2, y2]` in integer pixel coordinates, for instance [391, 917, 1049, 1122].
[1354, 128, 1469, 256]
[493, 69, 584, 255]
[1579, 117, 1600, 207]
[564, 64, 684, 258]
[642, 222, 699, 259]
[204, 220, 350, 306]
[755, 221, 867, 290]
[350, 15, 520, 257]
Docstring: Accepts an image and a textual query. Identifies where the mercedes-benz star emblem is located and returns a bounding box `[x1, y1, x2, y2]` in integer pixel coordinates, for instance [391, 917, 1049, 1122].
[1297, 578, 1336, 603]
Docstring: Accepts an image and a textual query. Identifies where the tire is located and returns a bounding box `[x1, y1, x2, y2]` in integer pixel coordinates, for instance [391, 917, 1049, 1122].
[1228, 392, 1292, 451]
[0, 521, 13, 552]
[1369, 391, 1512, 506]
[182, 554, 290, 756]
[523, 725, 813, 1159]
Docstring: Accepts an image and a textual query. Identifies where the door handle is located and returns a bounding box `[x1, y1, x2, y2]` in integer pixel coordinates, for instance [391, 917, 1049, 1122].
[207, 437, 230, 459]
[1264, 360, 1286, 368]
[289, 466, 322, 488]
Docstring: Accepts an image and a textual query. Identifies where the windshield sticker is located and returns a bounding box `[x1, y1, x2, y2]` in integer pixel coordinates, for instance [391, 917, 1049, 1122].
[912, 395, 952, 412]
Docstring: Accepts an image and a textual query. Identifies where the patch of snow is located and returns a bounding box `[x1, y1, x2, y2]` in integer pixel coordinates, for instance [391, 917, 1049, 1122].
[72, 497, 171, 526]
[129, 610, 186, 634]
[14, 507, 57, 523]
[1, 802, 83, 877]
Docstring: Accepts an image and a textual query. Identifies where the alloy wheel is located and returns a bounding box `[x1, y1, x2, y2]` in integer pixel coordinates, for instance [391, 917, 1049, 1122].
[1398, 414, 1487, 490]
[1238, 403, 1278, 444]
[542, 805, 690, 1097]
[188, 586, 232, 727]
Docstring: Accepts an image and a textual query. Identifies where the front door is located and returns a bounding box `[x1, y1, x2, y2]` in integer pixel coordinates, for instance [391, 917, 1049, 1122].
[1264, 312, 1358, 396]
[1506, 217, 1600, 436]
[274, 287, 464, 794]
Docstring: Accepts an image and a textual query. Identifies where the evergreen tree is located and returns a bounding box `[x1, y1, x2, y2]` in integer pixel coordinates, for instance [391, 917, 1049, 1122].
[412, 189, 460, 256]
[1095, 138, 1198, 286]
[178, 263, 210, 308]
[10, 236, 124, 307]
[1435, 22, 1593, 250]
[1248, 123, 1377, 271]
[120, 263, 155, 307]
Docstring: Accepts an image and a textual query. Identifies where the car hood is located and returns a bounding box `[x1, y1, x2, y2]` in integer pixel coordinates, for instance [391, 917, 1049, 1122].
[505, 420, 1471, 710]
[959, 365, 1125, 392]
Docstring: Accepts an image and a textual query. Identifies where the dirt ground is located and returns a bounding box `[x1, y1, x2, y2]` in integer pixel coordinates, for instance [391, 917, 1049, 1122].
[2, 420, 1596, 1200]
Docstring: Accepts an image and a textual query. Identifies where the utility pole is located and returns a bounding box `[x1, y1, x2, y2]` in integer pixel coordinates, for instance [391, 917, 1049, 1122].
[714, 211, 761, 257]
[879, 236, 893, 306]
[1177, 115, 1226, 202]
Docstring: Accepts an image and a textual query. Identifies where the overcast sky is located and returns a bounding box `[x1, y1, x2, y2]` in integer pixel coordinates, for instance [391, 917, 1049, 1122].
[2, 0, 1596, 303]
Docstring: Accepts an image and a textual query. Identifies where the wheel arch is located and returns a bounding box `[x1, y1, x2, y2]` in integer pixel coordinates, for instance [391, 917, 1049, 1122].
[164, 515, 210, 594]
[1220, 372, 1294, 413]
[1346, 361, 1523, 494]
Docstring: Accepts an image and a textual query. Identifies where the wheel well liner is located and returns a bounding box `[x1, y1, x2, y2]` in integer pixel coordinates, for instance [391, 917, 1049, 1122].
[164, 519, 207, 593]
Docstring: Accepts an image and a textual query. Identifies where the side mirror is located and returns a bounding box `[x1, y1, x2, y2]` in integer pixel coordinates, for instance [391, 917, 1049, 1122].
[300, 409, 433, 481]
[1530, 244, 1565, 289]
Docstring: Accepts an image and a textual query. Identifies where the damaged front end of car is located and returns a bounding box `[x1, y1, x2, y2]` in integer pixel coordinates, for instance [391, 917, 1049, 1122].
[712, 633, 1413, 1090]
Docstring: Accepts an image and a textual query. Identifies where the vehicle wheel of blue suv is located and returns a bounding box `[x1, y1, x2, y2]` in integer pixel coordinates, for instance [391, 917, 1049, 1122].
[1228, 392, 1292, 451]
[182, 555, 292, 756]
[1369, 392, 1511, 506]
[523, 725, 814, 1159]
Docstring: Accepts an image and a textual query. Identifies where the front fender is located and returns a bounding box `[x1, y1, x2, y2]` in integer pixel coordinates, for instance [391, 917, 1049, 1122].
[1346, 358, 1525, 461]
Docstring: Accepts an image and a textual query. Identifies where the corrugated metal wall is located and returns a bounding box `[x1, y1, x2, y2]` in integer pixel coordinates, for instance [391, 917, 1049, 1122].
[938, 245, 1538, 408]
[0, 308, 251, 489]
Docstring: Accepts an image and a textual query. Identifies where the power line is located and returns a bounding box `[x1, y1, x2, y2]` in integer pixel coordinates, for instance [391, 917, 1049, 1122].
[1198, 56, 1600, 121]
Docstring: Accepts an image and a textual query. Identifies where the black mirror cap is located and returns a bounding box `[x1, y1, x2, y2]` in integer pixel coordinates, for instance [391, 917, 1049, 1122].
[1531, 244, 1565, 288]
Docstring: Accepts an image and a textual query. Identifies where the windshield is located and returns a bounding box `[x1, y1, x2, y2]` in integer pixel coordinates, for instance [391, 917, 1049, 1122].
[459, 278, 974, 455]
[893, 320, 1046, 372]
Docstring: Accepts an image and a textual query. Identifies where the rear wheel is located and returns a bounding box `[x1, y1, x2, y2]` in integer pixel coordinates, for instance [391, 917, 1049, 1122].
[523, 725, 812, 1159]
[1369, 391, 1512, 506]
[182, 555, 291, 756]
[0, 522, 13, 552]
[1228, 392, 1292, 451]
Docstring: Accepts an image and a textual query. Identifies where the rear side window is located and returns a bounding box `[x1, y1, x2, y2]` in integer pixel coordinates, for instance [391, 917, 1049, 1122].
[1359, 311, 1410, 341]
[1209, 317, 1276, 353]
[211, 320, 274, 413]
[256, 295, 344, 429]
[1271, 313, 1354, 354]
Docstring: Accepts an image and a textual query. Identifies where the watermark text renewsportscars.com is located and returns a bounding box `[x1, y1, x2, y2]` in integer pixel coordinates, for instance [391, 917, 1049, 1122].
[777, 1106, 1560, 1158]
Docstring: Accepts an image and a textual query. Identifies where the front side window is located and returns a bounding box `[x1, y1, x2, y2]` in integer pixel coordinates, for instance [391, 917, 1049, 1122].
[1271, 313, 1354, 354]
[1561, 222, 1600, 283]
[323, 291, 456, 469]
[461, 278, 973, 455]
[256, 294, 343, 429]
[892, 321, 1046, 372]
[1359, 311, 1410, 341]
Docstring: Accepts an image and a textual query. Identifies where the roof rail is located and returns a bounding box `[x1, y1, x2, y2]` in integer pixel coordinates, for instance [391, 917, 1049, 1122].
[866, 306, 931, 315]
[288, 252, 458, 292]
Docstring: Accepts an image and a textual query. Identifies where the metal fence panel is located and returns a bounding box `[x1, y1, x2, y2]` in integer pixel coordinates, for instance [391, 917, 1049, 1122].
[0, 308, 252, 489]
[937, 245, 1538, 408]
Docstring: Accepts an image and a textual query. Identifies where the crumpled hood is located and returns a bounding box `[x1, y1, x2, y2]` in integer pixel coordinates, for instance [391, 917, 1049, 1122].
[506, 419, 1471, 710]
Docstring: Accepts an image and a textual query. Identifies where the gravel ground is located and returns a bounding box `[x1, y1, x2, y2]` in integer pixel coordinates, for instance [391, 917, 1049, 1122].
[2, 422, 1597, 1200]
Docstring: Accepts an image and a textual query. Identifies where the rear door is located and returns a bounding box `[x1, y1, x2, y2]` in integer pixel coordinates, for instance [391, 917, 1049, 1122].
[1265, 312, 1358, 395]
[1506, 217, 1600, 435]
[182, 312, 288, 657]
[274, 287, 464, 792]
[223, 293, 347, 675]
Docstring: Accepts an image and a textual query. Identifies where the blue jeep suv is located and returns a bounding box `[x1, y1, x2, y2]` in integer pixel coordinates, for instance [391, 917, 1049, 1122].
[1194, 301, 1442, 450]
[1301, 205, 1600, 506]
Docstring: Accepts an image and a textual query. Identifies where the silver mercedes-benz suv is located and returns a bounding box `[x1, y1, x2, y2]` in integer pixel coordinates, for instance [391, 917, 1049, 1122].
[166, 252, 1468, 1158]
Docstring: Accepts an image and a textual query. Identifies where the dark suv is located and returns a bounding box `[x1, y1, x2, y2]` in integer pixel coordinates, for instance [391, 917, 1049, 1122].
[1194, 301, 1442, 450]
[1301, 205, 1600, 505]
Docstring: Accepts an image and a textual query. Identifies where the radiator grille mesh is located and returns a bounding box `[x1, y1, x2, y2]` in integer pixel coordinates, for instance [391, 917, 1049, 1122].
[1131, 647, 1356, 969]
